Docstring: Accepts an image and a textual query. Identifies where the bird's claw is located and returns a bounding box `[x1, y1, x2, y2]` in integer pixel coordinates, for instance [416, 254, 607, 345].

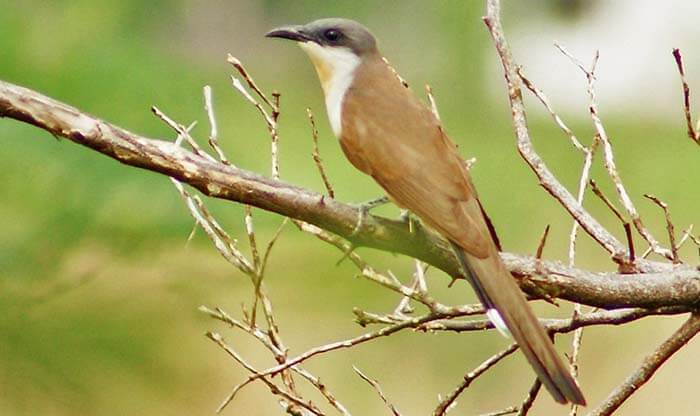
[350, 196, 390, 236]
[399, 209, 420, 234]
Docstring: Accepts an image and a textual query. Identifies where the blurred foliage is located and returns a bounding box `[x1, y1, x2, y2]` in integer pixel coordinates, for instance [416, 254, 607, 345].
[0, 1, 698, 415]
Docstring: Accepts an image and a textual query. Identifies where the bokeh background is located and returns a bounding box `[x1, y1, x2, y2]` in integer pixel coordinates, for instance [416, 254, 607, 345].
[1, 1, 698, 415]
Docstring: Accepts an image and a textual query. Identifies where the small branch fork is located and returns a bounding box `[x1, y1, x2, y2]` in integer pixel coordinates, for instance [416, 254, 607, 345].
[0, 2, 698, 415]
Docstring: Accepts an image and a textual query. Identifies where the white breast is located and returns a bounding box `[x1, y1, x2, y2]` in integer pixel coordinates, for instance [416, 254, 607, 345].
[299, 42, 361, 137]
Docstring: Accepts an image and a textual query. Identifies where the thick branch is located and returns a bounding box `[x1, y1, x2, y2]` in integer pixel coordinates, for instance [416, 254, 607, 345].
[0, 80, 698, 309]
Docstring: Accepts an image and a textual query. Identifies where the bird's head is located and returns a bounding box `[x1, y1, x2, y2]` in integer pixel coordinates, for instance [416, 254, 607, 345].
[266, 18, 378, 93]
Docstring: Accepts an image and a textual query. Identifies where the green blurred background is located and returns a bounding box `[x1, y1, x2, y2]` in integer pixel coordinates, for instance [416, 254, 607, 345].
[1, 1, 698, 415]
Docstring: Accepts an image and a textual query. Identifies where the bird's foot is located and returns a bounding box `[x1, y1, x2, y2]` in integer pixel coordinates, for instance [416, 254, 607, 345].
[398, 209, 420, 234]
[350, 196, 390, 236]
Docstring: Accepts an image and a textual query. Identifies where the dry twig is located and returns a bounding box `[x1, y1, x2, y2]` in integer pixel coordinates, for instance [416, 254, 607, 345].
[203, 85, 230, 165]
[671, 48, 700, 145]
[479, 407, 518, 416]
[516, 379, 542, 416]
[483, 1, 630, 264]
[433, 344, 519, 416]
[307, 108, 335, 198]
[354, 367, 402, 416]
[643, 194, 679, 263]
[555, 43, 673, 262]
[206, 332, 320, 415]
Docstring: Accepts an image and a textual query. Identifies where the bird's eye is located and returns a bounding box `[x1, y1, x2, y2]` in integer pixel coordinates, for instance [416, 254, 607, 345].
[323, 29, 341, 42]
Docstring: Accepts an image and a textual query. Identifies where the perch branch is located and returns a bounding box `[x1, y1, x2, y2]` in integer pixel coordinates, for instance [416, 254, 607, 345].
[0, 79, 698, 309]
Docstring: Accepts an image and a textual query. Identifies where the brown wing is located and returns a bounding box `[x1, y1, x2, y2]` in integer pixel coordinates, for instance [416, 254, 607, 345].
[339, 57, 586, 405]
[340, 58, 491, 258]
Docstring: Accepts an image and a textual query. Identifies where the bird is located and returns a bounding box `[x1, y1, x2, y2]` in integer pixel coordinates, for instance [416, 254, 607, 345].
[266, 18, 586, 406]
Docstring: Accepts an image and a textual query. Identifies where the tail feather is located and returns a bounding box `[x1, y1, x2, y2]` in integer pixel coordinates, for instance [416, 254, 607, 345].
[451, 242, 586, 406]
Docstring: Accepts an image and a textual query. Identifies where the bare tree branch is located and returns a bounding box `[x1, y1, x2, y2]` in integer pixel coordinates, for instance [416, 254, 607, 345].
[555, 43, 674, 261]
[0, 80, 697, 311]
[482, 0, 630, 265]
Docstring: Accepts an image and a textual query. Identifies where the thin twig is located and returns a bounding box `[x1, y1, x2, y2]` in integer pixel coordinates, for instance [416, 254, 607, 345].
[227, 56, 281, 179]
[566, 133, 600, 409]
[482, 1, 628, 262]
[392, 259, 429, 316]
[296, 219, 483, 317]
[227, 54, 274, 109]
[244, 206, 261, 271]
[206, 332, 321, 415]
[588, 179, 626, 224]
[479, 407, 518, 416]
[556, 43, 673, 261]
[253, 313, 456, 382]
[417, 306, 690, 334]
[671, 48, 700, 144]
[200, 306, 351, 416]
[171, 179, 253, 274]
[245, 205, 263, 325]
[270, 92, 281, 180]
[643, 194, 679, 263]
[353, 366, 402, 416]
[623, 223, 636, 264]
[516, 378, 542, 416]
[260, 218, 290, 278]
[151, 105, 212, 161]
[203, 85, 230, 165]
[535, 224, 551, 260]
[568, 139, 600, 264]
[433, 344, 519, 416]
[568, 308, 584, 416]
[518, 67, 586, 152]
[230, 75, 275, 127]
[307, 108, 335, 198]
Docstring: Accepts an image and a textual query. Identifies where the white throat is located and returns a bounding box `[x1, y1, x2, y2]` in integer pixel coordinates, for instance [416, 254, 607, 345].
[299, 42, 360, 137]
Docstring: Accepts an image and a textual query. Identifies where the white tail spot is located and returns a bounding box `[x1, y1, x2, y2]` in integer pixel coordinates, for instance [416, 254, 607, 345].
[487, 309, 511, 338]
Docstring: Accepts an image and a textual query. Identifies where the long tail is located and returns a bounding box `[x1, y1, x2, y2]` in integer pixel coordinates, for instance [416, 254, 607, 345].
[450, 242, 586, 405]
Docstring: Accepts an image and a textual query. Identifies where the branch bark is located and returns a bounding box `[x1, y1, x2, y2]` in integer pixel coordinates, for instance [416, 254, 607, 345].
[0, 80, 698, 310]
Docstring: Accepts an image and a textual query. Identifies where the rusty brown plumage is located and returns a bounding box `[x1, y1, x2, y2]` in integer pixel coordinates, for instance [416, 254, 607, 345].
[267, 18, 585, 405]
[340, 55, 585, 405]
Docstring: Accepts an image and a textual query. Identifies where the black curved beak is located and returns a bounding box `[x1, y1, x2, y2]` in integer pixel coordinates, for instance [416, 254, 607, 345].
[265, 25, 314, 42]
